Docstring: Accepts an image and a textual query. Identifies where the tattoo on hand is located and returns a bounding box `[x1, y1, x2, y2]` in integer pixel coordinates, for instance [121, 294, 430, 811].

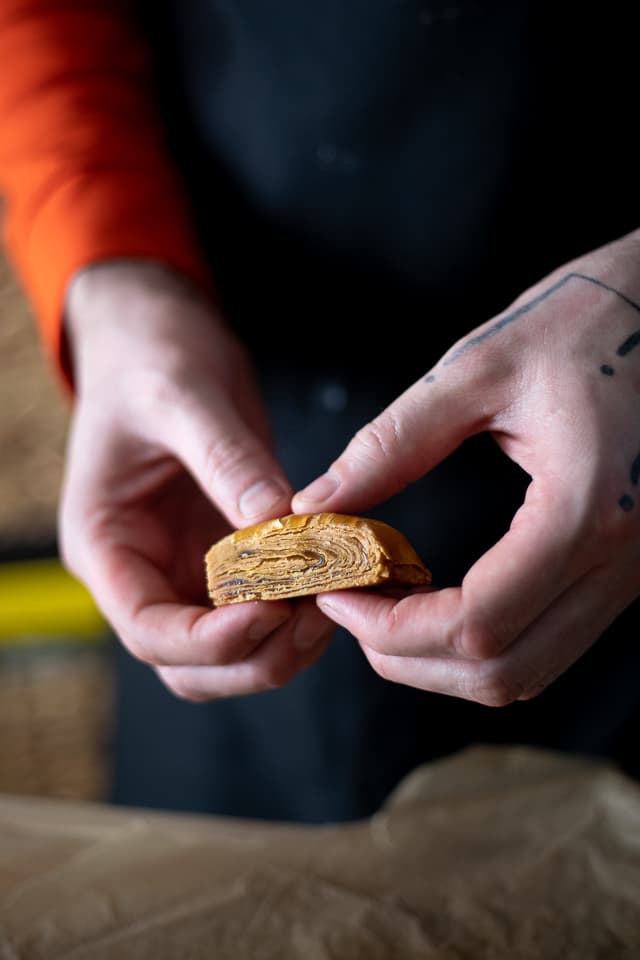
[433, 272, 640, 371]
[422, 271, 640, 514]
[619, 451, 640, 513]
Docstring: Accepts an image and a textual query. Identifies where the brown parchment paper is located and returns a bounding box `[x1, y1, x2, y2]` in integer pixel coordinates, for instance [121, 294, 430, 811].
[1, 745, 639, 959]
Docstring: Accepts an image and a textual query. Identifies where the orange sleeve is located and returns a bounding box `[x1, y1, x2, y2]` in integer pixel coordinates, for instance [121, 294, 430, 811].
[0, 0, 212, 385]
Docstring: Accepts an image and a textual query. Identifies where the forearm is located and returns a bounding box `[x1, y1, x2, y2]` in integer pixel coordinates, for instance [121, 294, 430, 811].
[0, 0, 210, 385]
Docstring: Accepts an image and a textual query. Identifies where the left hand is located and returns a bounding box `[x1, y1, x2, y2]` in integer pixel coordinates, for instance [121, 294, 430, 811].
[60, 262, 333, 703]
[292, 229, 640, 704]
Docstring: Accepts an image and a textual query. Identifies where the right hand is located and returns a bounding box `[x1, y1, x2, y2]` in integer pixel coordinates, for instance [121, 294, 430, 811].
[60, 261, 333, 700]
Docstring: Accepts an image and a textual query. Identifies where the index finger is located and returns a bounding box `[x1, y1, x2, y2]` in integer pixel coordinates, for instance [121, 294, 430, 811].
[292, 355, 500, 516]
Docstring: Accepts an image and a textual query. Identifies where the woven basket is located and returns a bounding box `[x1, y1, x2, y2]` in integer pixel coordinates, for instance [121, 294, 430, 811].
[0, 640, 114, 802]
[0, 556, 114, 802]
[0, 235, 114, 803]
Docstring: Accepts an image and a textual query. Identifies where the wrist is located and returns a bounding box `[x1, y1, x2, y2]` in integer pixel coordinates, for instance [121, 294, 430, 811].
[65, 259, 210, 337]
[63, 258, 246, 398]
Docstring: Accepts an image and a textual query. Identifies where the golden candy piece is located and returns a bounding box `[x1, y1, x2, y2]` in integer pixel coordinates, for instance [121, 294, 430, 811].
[205, 512, 432, 606]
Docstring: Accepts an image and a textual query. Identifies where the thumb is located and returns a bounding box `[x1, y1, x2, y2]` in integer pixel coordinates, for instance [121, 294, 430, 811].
[159, 382, 292, 529]
[292, 366, 501, 516]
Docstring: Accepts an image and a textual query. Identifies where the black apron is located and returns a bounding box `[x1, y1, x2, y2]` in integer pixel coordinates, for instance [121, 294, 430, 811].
[110, 0, 640, 819]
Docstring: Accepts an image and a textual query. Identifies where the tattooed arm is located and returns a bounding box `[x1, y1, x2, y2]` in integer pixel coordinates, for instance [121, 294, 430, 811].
[292, 229, 640, 704]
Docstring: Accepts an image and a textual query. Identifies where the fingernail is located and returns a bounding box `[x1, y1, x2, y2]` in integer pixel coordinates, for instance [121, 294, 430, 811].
[239, 479, 288, 520]
[295, 472, 338, 507]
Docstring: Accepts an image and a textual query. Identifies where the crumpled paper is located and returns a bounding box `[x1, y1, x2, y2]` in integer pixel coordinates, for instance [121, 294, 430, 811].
[1, 745, 639, 959]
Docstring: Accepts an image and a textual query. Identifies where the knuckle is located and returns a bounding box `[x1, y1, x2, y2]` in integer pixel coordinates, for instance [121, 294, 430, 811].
[58, 500, 96, 582]
[125, 611, 174, 668]
[352, 413, 401, 466]
[80, 506, 114, 554]
[169, 681, 208, 703]
[518, 679, 548, 701]
[364, 648, 397, 684]
[466, 665, 525, 707]
[358, 605, 401, 655]
[373, 660, 396, 685]
[167, 680, 195, 701]
[158, 669, 210, 703]
[260, 658, 297, 690]
[123, 615, 160, 667]
[451, 328, 515, 385]
[458, 620, 507, 660]
[58, 530, 80, 580]
[122, 632, 156, 666]
[134, 365, 185, 418]
[202, 433, 255, 490]
[592, 495, 639, 552]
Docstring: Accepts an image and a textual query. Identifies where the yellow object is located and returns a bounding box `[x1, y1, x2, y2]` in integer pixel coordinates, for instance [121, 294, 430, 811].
[0, 558, 106, 643]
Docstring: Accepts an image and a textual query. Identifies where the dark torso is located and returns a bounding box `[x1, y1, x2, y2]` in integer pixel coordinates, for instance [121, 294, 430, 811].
[111, 2, 640, 820]
[136, 0, 639, 373]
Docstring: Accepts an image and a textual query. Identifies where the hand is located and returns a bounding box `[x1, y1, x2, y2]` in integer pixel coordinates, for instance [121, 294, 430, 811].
[293, 230, 640, 704]
[60, 262, 333, 701]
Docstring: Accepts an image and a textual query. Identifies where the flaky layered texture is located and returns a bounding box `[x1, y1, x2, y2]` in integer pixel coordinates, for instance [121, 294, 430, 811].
[206, 513, 432, 606]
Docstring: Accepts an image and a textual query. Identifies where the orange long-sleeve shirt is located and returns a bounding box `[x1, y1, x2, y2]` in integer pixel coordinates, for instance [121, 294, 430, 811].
[0, 0, 210, 385]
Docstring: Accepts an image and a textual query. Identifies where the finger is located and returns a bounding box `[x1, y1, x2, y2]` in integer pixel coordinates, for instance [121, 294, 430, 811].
[316, 476, 595, 660]
[292, 355, 506, 516]
[155, 605, 335, 701]
[78, 538, 294, 667]
[151, 381, 292, 528]
[356, 562, 632, 706]
[513, 561, 637, 700]
[59, 410, 296, 666]
[316, 587, 461, 659]
[452, 479, 596, 658]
